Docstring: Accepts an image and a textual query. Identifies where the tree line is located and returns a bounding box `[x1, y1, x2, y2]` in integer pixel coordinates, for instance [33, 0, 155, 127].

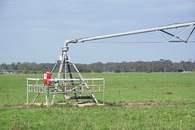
[0, 59, 195, 74]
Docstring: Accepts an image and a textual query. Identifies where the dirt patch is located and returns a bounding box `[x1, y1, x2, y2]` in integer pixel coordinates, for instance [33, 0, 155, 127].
[184, 84, 192, 87]
[2, 101, 193, 108]
[71, 102, 104, 107]
[122, 102, 158, 107]
[164, 92, 173, 95]
[122, 101, 194, 107]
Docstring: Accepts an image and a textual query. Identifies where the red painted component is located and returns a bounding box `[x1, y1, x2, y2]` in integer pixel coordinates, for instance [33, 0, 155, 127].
[44, 72, 52, 85]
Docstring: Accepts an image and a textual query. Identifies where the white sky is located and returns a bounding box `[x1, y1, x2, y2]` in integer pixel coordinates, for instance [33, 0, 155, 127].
[0, 0, 195, 64]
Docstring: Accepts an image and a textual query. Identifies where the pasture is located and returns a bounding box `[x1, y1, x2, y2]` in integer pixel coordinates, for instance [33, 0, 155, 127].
[0, 72, 195, 129]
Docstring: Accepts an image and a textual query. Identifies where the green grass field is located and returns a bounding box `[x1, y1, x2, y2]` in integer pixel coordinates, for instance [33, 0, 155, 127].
[0, 72, 195, 129]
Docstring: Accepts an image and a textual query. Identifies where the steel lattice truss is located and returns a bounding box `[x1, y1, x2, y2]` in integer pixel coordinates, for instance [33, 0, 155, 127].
[64, 21, 195, 45]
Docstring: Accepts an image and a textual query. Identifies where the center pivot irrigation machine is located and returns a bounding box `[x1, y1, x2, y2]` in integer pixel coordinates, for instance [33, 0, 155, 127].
[27, 21, 195, 106]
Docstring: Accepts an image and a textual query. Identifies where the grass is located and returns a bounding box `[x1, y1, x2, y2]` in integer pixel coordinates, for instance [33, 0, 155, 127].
[0, 72, 195, 129]
[88, 72, 195, 103]
[1, 105, 195, 129]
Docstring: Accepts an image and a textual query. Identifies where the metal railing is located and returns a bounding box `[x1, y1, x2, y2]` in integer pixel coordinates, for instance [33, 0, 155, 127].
[26, 78, 105, 104]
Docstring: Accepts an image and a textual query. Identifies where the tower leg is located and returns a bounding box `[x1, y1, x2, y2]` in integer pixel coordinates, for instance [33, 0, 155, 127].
[67, 55, 99, 104]
[66, 55, 78, 102]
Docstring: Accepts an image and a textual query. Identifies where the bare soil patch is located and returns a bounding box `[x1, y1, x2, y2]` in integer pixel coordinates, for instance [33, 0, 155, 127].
[122, 101, 192, 107]
[2, 101, 193, 108]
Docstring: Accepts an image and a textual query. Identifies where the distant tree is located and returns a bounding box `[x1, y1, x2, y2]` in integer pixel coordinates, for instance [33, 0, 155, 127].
[1, 60, 194, 74]
[0, 63, 8, 72]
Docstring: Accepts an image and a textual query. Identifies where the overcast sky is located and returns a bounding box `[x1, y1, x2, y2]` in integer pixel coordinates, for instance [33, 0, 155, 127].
[0, 0, 195, 64]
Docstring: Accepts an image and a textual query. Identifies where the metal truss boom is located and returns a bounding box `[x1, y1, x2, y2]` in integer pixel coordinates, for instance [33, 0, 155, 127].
[65, 21, 195, 45]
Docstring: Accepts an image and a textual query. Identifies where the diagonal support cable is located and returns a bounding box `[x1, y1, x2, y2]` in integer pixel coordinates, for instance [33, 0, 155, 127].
[160, 30, 186, 42]
[156, 30, 169, 42]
